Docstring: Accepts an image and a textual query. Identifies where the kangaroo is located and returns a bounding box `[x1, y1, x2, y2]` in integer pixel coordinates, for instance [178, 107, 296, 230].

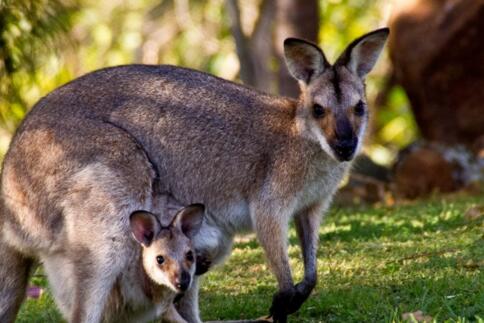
[102, 204, 204, 323]
[0, 190, 203, 323]
[0, 28, 388, 323]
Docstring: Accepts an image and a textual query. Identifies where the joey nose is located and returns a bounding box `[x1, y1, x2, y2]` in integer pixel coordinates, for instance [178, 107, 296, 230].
[176, 271, 191, 291]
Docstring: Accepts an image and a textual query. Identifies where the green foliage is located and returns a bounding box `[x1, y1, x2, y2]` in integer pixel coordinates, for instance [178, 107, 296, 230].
[0, 0, 420, 161]
[376, 86, 420, 148]
[17, 195, 483, 322]
[0, 0, 236, 153]
[0, 0, 79, 131]
[319, 0, 388, 59]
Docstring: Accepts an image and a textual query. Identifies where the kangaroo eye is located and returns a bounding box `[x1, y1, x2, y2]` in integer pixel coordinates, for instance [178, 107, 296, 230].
[156, 255, 165, 265]
[313, 104, 325, 118]
[186, 251, 194, 262]
[354, 101, 365, 116]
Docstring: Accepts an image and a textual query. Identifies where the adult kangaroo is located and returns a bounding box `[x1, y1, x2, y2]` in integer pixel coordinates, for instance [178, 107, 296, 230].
[0, 28, 389, 323]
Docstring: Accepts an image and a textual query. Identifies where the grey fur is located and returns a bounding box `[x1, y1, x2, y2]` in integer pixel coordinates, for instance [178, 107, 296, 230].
[0, 28, 388, 323]
[102, 205, 203, 323]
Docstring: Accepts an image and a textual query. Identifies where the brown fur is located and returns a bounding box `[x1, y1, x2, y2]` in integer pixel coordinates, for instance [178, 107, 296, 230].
[0, 243, 34, 322]
[101, 205, 201, 323]
[0, 29, 388, 323]
[317, 101, 366, 146]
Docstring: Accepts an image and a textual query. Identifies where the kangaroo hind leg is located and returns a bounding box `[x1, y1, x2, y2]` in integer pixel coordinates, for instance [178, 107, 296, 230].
[0, 241, 34, 323]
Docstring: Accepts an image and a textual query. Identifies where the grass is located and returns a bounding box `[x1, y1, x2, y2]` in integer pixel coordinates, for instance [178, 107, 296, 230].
[16, 194, 484, 322]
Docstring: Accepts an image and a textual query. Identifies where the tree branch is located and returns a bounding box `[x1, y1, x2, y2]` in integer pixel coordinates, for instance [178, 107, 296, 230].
[249, 0, 276, 92]
[225, 0, 256, 86]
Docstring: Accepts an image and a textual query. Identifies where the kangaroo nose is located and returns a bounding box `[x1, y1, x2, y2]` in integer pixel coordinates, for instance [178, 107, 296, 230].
[332, 138, 357, 161]
[176, 271, 191, 291]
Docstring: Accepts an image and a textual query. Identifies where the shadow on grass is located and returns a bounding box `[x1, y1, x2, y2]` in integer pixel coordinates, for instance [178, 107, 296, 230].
[319, 215, 469, 243]
[304, 201, 478, 245]
[232, 197, 483, 252]
[235, 200, 478, 251]
[201, 262, 483, 323]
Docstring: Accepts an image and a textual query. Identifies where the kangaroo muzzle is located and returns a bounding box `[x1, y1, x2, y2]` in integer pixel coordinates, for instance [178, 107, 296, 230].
[331, 137, 357, 161]
[330, 116, 358, 161]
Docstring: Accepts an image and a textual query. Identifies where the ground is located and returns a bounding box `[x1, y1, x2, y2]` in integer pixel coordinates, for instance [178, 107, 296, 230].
[16, 194, 484, 322]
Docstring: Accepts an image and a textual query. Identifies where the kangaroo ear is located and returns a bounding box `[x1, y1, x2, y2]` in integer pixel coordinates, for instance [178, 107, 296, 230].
[336, 28, 389, 78]
[130, 211, 160, 247]
[283, 38, 329, 84]
[172, 204, 205, 239]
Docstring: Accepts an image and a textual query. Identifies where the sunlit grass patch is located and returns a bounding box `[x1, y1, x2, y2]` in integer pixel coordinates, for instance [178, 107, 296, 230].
[200, 196, 483, 322]
[17, 195, 483, 322]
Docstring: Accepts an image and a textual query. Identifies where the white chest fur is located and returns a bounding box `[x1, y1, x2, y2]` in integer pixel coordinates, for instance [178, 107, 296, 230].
[103, 250, 175, 323]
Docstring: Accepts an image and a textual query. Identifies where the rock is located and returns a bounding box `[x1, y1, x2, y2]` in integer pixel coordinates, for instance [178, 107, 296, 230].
[402, 310, 433, 322]
[464, 205, 484, 221]
[393, 142, 482, 198]
[394, 144, 457, 198]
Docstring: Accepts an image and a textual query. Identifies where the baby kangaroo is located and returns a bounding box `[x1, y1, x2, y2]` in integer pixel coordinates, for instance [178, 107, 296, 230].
[104, 204, 204, 323]
[0, 28, 389, 323]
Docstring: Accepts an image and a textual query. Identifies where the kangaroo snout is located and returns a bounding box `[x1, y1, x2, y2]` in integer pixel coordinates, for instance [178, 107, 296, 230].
[331, 137, 357, 161]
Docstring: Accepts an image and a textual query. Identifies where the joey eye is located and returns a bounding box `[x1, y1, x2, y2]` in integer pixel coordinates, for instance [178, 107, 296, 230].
[313, 104, 325, 118]
[186, 251, 194, 262]
[156, 255, 165, 265]
[354, 101, 365, 116]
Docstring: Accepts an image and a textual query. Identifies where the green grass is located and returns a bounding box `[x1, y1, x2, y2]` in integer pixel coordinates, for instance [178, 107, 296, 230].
[17, 195, 484, 322]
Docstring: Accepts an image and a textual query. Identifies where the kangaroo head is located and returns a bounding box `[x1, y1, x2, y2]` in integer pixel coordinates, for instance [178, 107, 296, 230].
[129, 204, 205, 292]
[284, 28, 389, 162]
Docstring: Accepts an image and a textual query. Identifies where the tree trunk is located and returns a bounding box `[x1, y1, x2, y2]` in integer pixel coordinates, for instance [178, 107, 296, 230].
[226, 0, 320, 97]
[225, 0, 275, 93]
[389, 0, 484, 148]
[275, 0, 319, 97]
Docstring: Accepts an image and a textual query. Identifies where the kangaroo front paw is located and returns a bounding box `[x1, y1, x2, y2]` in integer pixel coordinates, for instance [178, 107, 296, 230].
[291, 281, 314, 313]
[269, 283, 312, 322]
[269, 288, 293, 323]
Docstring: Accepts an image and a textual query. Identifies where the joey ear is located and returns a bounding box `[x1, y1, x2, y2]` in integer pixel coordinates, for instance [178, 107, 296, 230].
[172, 204, 205, 239]
[283, 38, 329, 84]
[336, 28, 389, 78]
[129, 211, 161, 247]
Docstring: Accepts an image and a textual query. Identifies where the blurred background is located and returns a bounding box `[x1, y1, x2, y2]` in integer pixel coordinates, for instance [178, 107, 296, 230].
[0, 0, 483, 203]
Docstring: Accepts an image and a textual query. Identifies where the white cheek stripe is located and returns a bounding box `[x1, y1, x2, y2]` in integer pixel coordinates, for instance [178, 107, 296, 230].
[355, 119, 367, 156]
[309, 120, 338, 161]
[315, 130, 337, 161]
